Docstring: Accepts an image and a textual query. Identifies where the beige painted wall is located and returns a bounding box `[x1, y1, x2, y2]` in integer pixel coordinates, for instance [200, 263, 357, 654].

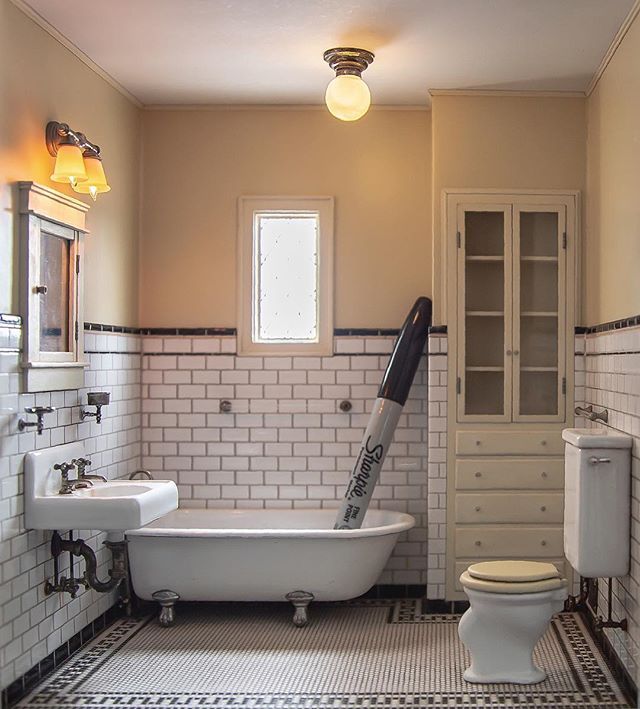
[0, 0, 141, 326]
[431, 94, 586, 323]
[585, 13, 640, 325]
[140, 109, 431, 328]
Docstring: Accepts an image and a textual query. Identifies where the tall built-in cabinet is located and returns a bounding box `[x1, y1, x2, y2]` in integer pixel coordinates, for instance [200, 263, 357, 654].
[444, 190, 578, 599]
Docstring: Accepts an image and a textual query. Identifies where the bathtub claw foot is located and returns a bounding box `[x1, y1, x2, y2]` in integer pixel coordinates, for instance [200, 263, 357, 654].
[286, 590, 314, 627]
[152, 589, 180, 627]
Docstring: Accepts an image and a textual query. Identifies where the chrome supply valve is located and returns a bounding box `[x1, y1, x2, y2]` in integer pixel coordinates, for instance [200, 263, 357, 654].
[18, 406, 56, 435]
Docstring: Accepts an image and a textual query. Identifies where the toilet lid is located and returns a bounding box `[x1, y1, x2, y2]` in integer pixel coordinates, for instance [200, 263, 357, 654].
[460, 570, 567, 595]
[467, 560, 561, 583]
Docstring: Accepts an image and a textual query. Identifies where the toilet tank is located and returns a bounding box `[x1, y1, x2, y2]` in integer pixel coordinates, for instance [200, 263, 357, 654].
[562, 428, 632, 578]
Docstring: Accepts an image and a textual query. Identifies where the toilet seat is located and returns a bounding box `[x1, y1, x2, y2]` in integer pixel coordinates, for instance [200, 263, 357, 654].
[461, 560, 567, 595]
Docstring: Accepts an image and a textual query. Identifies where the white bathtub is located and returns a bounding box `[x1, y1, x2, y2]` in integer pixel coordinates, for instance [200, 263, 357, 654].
[127, 508, 414, 604]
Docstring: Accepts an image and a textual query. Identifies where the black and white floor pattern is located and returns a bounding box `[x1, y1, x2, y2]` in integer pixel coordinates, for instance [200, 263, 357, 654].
[17, 600, 632, 708]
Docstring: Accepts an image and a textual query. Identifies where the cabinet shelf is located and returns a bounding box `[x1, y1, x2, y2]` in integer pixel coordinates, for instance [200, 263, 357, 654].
[467, 366, 504, 372]
[467, 311, 504, 317]
[520, 366, 558, 372]
[466, 256, 504, 262]
[521, 311, 557, 317]
[521, 256, 558, 262]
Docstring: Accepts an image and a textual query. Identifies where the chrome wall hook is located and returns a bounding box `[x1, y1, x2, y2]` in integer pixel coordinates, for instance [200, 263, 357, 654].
[18, 406, 55, 435]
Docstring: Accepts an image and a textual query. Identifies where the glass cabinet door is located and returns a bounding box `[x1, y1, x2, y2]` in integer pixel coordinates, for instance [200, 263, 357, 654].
[457, 205, 512, 421]
[512, 207, 566, 421]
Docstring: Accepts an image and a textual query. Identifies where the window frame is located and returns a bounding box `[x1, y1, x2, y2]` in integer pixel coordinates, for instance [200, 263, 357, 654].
[237, 196, 334, 356]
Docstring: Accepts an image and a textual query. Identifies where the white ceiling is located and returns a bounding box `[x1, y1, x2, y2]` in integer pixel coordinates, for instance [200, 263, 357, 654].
[22, 0, 635, 106]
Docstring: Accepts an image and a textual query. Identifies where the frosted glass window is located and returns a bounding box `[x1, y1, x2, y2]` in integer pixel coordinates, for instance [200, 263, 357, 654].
[253, 213, 319, 342]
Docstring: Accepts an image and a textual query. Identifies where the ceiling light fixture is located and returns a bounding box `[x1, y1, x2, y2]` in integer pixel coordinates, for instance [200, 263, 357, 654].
[323, 47, 375, 122]
[46, 121, 111, 200]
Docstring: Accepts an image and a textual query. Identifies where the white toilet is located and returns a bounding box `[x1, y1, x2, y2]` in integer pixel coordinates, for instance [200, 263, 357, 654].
[458, 427, 632, 684]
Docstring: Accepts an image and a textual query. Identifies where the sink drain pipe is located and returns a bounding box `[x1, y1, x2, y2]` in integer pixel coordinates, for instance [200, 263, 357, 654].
[334, 296, 432, 529]
[44, 530, 129, 598]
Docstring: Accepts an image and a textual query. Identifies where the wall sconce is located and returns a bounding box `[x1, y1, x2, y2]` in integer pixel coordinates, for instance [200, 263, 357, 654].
[46, 121, 111, 200]
[323, 47, 375, 122]
[80, 391, 110, 423]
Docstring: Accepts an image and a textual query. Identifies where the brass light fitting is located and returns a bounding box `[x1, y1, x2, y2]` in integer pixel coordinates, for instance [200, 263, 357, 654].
[46, 121, 111, 200]
[323, 47, 375, 122]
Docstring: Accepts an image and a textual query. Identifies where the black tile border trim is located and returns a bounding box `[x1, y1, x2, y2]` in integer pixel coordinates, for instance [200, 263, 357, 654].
[576, 314, 640, 335]
[428, 325, 447, 334]
[579, 608, 638, 707]
[2, 603, 125, 708]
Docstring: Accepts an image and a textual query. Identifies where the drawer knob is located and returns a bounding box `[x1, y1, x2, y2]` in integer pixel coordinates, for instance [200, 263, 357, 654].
[475, 440, 481, 446]
[475, 506, 481, 512]
[475, 471, 482, 478]
[541, 540, 547, 546]
[541, 440, 547, 446]
[541, 471, 548, 478]
[475, 540, 482, 546]
[540, 506, 546, 512]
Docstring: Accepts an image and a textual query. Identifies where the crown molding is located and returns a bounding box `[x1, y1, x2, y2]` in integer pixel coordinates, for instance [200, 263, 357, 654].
[142, 103, 430, 112]
[9, 0, 143, 108]
[586, 0, 640, 96]
[428, 88, 585, 99]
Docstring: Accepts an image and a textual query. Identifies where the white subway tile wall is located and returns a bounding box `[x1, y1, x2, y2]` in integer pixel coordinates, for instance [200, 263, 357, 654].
[427, 334, 447, 599]
[141, 335, 428, 586]
[0, 326, 142, 690]
[582, 327, 640, 686]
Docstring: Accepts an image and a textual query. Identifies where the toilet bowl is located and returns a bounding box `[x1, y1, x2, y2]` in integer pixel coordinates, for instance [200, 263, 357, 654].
[458, 560, 567, 684]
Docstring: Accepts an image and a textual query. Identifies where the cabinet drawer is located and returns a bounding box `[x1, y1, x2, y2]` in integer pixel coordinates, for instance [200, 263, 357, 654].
[456, 430, 564, 456]
[455, 559, 568, 592]
[456, 458, 564, 489]
[455, 493, 564, 524]
[456, 527, 563, 558]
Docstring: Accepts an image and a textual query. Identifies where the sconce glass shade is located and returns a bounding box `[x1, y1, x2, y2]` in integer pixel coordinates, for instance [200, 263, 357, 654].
[50, 143, 88, 185]
[72, 154, 111, 201]
[325, 74, 371, 122]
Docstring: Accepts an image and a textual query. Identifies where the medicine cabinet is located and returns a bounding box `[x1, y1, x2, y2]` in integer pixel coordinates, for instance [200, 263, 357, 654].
[18, 182, 88, 392]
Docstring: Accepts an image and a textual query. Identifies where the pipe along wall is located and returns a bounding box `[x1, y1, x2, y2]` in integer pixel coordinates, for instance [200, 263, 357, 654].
[334, 297, 432, 530]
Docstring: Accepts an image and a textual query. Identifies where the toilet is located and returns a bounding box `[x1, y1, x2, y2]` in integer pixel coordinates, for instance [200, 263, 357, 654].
[458, 427, 632, 684]
[458, 560, 567, 683]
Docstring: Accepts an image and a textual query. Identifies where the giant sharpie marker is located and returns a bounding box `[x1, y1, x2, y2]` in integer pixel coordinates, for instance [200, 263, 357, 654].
[334, 297, 432, 530]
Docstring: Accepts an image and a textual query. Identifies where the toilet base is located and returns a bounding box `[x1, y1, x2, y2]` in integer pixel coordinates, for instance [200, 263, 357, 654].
[463, 666, 547, 685]
[458, 586, 566, 686]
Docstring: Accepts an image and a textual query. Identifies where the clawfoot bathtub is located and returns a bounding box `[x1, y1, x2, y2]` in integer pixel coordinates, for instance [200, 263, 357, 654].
[126, 508, 414, 626]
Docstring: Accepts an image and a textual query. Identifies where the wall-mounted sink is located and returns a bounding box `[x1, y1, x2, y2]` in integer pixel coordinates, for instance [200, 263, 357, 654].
[25, 442, 178, 532]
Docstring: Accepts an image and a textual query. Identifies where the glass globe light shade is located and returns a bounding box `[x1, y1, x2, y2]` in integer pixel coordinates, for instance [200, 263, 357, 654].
[50, 143, 88, 186]
[325, 74, 371, 122]
[72, 154, 111, 201]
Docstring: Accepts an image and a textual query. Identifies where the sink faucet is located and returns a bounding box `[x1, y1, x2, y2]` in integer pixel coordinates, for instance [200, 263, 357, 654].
[128, 469, 153, 480]
[54, 461, 93, 495]
[73, 457, 107, 483]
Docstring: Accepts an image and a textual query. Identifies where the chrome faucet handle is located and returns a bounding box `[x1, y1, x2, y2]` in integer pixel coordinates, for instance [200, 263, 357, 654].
[72, 457, 92, 475]
[54, 461, 76, 476]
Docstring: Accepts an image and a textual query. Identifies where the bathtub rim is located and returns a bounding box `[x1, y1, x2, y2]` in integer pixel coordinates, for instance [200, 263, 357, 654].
[125, 507, 415, 539]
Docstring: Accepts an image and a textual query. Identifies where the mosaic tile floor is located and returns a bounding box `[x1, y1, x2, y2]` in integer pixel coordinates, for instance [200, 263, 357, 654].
[16, 601, 632, 708]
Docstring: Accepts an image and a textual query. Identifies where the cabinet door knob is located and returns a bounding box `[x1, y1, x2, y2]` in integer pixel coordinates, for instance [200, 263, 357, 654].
[506, 349, 512, 356]
[513, 350, 520, 356]
[475, 440, 481, 446]
[541, 540, 547, 546]
[541, 471, 548, 478]
[475, 540, 482, 546]
[540, 506, 546, 512]
[474, 506, 481, 512]
[541, 440, 547, 446]
[474, 471, 482, 478]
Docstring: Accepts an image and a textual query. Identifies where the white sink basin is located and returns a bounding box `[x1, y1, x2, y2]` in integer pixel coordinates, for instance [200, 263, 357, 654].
[24, 442, 179, 531]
